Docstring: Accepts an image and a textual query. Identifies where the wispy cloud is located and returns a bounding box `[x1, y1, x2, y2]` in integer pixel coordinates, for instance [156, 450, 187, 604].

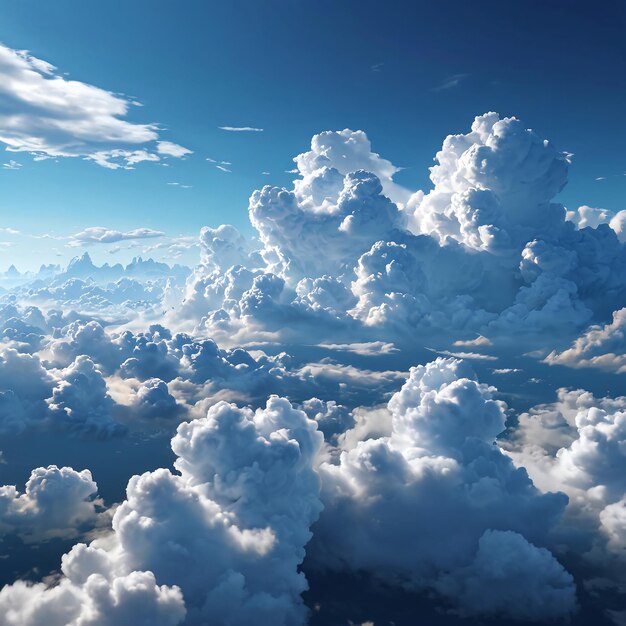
[216, 165, 231, 172]
[0, 43, 190, 169]
[431, 73, 469, 92]
[2, 160, 22, 170]
[427, 347, 497, 361]
[218, 126, 264, 132]
[167, 182, 192, 189]
[156, 141, 193, 158]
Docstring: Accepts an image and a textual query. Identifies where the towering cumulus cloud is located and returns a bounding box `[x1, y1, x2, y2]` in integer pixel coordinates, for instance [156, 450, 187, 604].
[175, 112, 626, 350]
[311, 358, 576, 620]
[0, 397, 323, 626]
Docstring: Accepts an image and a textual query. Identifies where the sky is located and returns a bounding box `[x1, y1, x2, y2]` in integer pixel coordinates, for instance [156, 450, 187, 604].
[0, 0, 624, 270]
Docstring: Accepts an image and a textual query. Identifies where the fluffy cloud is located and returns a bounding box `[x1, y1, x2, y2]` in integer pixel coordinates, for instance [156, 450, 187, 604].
[0, 465, 101, 542]
[0, 44, 190, 168]
[47, 355, 126, 438]
[250, 169, 406, 284]
[2, 110, 626, 622]
[293, 129, 410, 205]
[435, 529, 577, 620]
[311, 358, 574, 620]
[566, 205, 626, 243]
[504, 387, 626, 590]
[0, 396, 323, 625]
[407, 112, 569, 251]
[0, 347, 53, 434]
[174, 112, 625, 348]
[0, 570, 186, 626]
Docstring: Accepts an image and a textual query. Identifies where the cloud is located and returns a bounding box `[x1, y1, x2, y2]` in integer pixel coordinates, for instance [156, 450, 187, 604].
[545, 307, 626, 373]
[172, 113, 625, 349]
[0, 44, 190, 168]
[427, 347, 497, 361]
[311, 357, 574, 620]
[2, 160, 22, 170]
[67, 227, 165, 247]
[156, 141, 192, 158]
[453, 335, 492, 347]
[218, 126, 264, 132]
[316, 341, 398, 356]
[504, 386, 626, 588]
[0, 465, 102, 542]
[47, 355, 127, 438]
[0, 396, 323, 625]
[215, 165, 231, 172]
[431, 72, 469, 91]
[435, 530, 576, 620]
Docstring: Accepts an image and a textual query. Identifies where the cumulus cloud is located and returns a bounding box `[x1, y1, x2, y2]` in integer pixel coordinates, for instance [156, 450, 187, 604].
[311, 358, 574, 620]
[435, 529, 577, 620]
[0, 396, 323, 625]
[566, 205, 626, 243]
[47, 355, 126, 438]
[0, 465, 102, 542]
[173, 112, 625, 349]
[504, 387, 626, 590]
[0, 43, 190, 168]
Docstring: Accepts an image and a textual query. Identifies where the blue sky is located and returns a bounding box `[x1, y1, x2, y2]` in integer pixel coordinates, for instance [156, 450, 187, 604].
[1, 0, 625, 270]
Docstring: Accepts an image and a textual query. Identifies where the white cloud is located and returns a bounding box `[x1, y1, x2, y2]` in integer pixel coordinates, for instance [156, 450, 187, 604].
[0, 465, 102, 542]
[0, 396, 323, 625]
[0, 44, 190, 168]
[311, 358, 575, 620]
[545, 308, 626, 373]
[67, 227, 165, 247]
[453, 335, 492, 347]
[316, 341, 398, 356]
[218, 126, 264, 132]
[156, 141, 192, 158]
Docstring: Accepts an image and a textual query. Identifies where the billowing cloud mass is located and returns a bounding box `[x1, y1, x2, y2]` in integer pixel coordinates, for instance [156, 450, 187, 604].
[2, 111, 625, 624]
[170, 112, 625, 350]
[503, 386, 626, 599]
[0, 44, 190, 168]
[0, 465, 102, 541]
[0, 397, 323, 626]
[310, 358, 575, 620]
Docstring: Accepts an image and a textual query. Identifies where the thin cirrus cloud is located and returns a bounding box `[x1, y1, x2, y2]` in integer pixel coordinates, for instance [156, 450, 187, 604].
[0, 43, 191, 169]
[218, 126, 264, 132]
[431, 72, 469, 91]
[67, 227, 165, 247]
